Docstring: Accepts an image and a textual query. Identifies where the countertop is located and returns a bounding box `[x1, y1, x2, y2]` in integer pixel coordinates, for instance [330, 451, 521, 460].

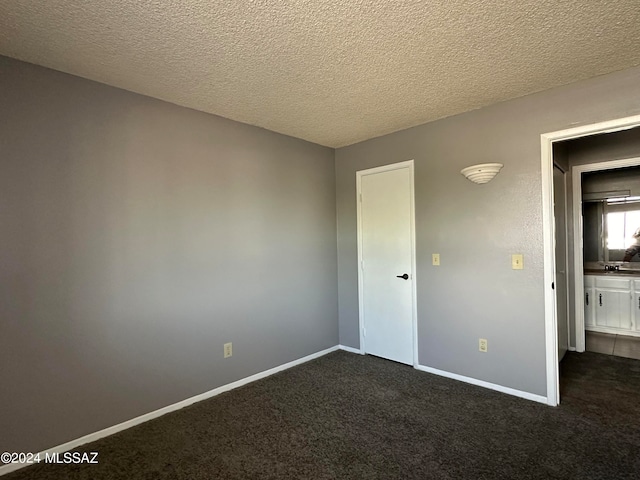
[584, 268, 640, 277]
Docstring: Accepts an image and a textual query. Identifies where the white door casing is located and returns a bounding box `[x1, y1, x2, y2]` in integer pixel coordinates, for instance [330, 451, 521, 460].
[553, 165, 569, 362]
[570, 155, 640, 351]
[356, 160, 417, 366]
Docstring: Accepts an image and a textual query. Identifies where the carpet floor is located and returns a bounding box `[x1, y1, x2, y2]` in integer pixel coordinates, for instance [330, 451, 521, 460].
[6, 350, 640, 479]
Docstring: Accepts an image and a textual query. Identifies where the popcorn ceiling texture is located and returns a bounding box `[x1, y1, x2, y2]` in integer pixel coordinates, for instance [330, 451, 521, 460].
[1, 1, 639, 147]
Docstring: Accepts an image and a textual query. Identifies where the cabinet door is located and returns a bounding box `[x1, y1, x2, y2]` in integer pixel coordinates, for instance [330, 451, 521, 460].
[595, 288, 632, 330]
[584, 287, 595, 327]
[634, 291, 640, 332]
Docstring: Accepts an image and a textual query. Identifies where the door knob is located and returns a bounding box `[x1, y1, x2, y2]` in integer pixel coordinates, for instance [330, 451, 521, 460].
[396, 274, 409, 280]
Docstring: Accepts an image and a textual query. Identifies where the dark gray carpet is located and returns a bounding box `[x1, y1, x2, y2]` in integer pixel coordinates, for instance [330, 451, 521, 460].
[6, 351, 640, 479]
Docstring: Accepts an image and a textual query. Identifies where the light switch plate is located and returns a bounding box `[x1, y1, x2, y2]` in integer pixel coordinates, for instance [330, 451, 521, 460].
[432, 253, 440, 266]
[512, 254, 524, 270]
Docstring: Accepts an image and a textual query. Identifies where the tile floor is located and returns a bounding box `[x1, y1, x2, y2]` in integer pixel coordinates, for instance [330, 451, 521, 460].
[585, 331, 640, 360]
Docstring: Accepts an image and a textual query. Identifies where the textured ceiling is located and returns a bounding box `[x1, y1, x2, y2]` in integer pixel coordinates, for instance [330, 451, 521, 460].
[1, 1, 640, 147]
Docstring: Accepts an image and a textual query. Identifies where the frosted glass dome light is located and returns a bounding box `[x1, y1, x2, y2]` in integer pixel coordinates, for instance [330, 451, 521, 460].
[460, 163, 503, 184]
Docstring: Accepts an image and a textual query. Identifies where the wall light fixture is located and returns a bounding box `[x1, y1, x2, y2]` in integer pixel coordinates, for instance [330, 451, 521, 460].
[460, 163, 503, 184]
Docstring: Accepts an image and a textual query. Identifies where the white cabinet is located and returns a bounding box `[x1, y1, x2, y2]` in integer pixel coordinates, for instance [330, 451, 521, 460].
[633, 280, 640, 334]
[584, 275, 595, 328]
[584, 275, 639, 336]
[595, 288, 632, 329]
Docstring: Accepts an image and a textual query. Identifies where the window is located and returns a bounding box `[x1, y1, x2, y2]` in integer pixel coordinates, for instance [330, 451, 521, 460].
[604, 198, 640, 259]
[605, 211, 640, 249]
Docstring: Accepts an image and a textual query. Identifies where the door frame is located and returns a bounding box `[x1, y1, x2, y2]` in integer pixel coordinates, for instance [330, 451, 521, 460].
[572, 155, 640, 351]
[541, 113, 640, 406]
[553, 164, 571, 361]
[356, 160, 418, 366]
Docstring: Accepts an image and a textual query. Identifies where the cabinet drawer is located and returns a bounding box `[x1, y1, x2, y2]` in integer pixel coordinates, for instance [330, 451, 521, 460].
[594, 277, 632, 290]
[584, 275, 596, 287]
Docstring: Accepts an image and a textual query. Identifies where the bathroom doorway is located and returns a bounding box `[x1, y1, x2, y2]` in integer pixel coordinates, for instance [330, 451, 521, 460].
[541, 114, 640, 406]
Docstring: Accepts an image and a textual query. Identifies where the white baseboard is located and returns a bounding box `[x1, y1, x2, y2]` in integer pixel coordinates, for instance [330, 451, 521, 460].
[339, 344, 363, 354]
[415, 364, 548, 405]
[0, 345, 339, 477]
[338, 348, 546, 404]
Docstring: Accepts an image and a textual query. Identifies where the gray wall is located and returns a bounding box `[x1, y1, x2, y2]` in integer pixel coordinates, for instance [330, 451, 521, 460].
[582, 165, 640, 196]
[336, 65, 640, 397]
[0, 56, 338, 453]
[566, 128, 640, 167]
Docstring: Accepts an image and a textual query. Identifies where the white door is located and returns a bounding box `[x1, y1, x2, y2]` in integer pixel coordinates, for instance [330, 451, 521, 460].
[553, 165, 569, 361]
[634, 289, 640, 332]
[357, 161, 415, 365]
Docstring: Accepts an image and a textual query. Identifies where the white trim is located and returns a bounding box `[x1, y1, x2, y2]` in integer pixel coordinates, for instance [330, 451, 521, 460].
[356, 160, 418, 367]
[571, 168, 586, 352]
[571, 156, 640, 352]
[415, 364, 548, 405]
[409, 163, 419, 367]
[339, 344, 364, 354]
[554, 164, 571, 356]
[562, 169, 572, 354]
[0, 345, 339, 477]
[541, 134, 559, 406]
[541, 114, 640, 408]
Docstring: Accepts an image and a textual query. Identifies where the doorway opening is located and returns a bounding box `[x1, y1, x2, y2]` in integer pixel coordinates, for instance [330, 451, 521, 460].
[542, 114, 640, 406]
